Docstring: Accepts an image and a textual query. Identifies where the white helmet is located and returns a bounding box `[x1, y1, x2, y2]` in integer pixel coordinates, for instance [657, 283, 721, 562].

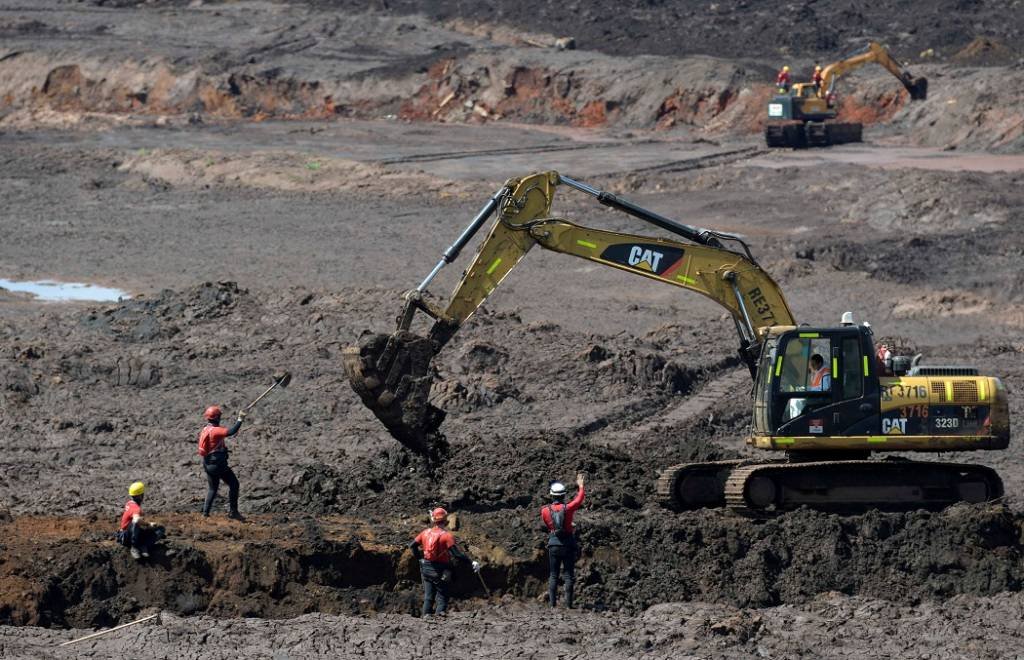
[549, 482, 566, 497]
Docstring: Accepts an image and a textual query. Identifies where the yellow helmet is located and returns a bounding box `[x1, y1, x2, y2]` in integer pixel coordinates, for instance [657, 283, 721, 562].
[815, 65, 822, 71]
[783, 65, 790, 72]
[128, 481, 145, 496]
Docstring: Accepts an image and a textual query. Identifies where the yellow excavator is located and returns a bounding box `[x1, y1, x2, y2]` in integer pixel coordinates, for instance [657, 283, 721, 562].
[766, 42, 928, 148]
[343, 172, 1010, 513]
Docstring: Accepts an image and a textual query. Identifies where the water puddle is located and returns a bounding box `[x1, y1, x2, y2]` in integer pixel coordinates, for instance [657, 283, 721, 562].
[0, 279, 130, 302]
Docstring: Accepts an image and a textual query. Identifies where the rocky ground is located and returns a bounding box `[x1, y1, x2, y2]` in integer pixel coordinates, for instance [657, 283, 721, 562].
[1, 1, 1024, 658]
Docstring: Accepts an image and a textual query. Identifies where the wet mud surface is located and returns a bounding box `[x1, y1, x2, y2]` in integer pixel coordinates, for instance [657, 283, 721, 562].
[1, 1, 1024, 658]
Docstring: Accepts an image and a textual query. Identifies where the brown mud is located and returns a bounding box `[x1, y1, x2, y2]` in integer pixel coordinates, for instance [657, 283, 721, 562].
[1, 1, 1024, 658]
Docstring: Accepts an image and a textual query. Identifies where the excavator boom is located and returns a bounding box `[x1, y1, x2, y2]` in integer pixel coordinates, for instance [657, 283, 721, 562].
[821, 41, 928, 101]
[343, 171, 793, 456]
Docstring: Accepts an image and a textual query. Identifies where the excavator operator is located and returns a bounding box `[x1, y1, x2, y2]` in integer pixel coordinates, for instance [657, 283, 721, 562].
[808, 354, 831, 391]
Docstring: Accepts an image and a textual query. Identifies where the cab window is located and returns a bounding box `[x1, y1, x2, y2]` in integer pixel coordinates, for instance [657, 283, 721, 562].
[752, 339, 776, 434]
[840, 337, 863, 400]
[778, 337, 832, 393]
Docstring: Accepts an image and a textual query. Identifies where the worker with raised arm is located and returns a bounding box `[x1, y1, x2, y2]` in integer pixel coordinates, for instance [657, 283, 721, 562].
[197, 405, 246, 520]
[409, 507, 480, 616]
[117, 482, 165, 560]
[776, 65, 791, 92]
[541, 472, 585, 608]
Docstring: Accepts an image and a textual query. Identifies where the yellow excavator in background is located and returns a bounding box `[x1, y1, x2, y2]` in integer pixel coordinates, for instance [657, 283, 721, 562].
[343, 172, 1009, 513]
[766, 42, 928, 148]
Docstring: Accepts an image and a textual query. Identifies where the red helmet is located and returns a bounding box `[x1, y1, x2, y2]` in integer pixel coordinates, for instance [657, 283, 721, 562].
[431, 507, 448, 523]
[203, 405, 222, 421]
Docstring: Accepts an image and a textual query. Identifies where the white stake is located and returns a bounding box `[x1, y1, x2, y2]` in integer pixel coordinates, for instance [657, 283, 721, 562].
[57, 613, 159, 647]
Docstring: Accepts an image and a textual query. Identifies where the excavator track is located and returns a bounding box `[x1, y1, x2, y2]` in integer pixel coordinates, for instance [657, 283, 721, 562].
[765, 122, 863, 149]
[656, 460, 751, 510]
[722, 460, 1004, 514]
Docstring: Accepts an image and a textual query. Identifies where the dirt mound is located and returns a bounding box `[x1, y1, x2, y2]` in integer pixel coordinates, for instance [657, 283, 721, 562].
[952, 37, 1019, 66]
[116, 149, 454, 195]
[311, 0, 1024, 63]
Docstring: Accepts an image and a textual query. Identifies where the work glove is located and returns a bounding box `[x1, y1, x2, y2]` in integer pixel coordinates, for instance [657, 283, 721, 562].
[472, 561, 481, 572]
[237, 410, 246, 421]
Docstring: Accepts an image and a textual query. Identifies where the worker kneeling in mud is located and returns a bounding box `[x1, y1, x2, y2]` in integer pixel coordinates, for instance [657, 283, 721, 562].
[197, 405, 246, 520]
[410, 507, 479, 616]
[542, 473, 585, 608]
[117, 481, 165, 560]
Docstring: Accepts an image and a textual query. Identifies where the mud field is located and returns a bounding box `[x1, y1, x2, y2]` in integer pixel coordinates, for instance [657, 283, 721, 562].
[2, 1, 1024, 658]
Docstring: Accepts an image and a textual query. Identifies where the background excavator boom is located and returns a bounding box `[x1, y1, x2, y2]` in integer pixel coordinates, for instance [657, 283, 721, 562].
[820, 41, 928, 100]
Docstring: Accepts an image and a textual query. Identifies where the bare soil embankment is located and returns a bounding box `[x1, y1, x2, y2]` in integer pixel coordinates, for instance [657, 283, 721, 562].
[2, 2, 1023, 150]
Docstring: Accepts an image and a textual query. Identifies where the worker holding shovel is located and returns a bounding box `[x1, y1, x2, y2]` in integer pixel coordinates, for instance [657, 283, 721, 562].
[197, 404, 247, 520]
[197, 371, 291, 520]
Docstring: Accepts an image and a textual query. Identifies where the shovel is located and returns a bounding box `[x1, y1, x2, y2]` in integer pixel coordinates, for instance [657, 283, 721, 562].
[243, 371, 292, 413]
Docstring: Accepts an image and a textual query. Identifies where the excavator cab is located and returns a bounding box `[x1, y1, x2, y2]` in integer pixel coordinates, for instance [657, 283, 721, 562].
[750, 325, 1010, 455]
[752, 325, 880, 445]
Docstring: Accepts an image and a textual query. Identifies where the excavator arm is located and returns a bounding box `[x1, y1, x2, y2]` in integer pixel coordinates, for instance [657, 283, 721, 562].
[821, 41, 927, 100]
[342, 171, 794, 457]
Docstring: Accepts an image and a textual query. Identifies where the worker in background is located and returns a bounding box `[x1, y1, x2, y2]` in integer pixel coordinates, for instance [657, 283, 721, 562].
[410, 507, 480, 617]
[812, 64, 824, 94]
[117, 481, 165, 560]
[876, 344, 893, 376]
[197, 405, 246, 520]
[776, 65, 791, 92]
[541, 473, 585, 608]
[808, 354, 831, 391]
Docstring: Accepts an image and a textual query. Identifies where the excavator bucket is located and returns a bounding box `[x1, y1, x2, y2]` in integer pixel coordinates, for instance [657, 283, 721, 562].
[342, 332, 449, 459]
[907, 76, 928, 101]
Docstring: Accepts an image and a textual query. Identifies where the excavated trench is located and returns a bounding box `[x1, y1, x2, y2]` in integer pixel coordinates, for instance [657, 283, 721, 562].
[0, 514, 543, 629]
[6, 500, 1024, 629]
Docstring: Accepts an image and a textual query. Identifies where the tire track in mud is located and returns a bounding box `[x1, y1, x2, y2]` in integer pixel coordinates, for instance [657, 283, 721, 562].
[599, 146, 770, 180]
[585, 359, 747, 449]
[375, 139, 656, 165]
[631, 368, 750, 436]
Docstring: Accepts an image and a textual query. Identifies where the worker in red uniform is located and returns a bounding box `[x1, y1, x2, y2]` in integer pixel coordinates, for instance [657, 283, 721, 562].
[776, 65, 791, 92]
[197, 405, 246, 520]
[541, 472, 585, 608]
[876, 344, 893, 376]
[812, 64, 824, 94]
[117, 481, 165, 560]
[409, 507, 479, 616]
